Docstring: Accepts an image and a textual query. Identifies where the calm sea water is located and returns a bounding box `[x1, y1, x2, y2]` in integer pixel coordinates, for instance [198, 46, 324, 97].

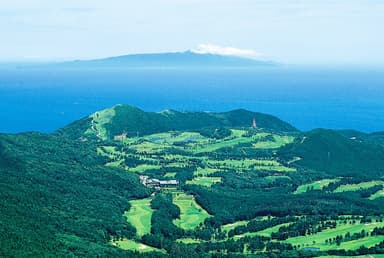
[0, 66, 383, 133]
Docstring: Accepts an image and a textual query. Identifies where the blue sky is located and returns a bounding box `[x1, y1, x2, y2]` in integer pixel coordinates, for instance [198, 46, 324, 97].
[1, 0, 383, 64]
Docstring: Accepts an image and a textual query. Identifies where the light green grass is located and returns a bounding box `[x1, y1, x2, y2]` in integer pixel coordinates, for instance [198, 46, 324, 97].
[221, 220, 249, 233]
[193, 167, 219, 176]
[164, 172, 177, 178]
[334, 181, 384, 193]
[85, 107, 116, 140]
[369, 189, 384, 200]
[252, 135, 295, 149]
[172, 192, 211, 230]
[145, 132, 206, 145]
[124, 198, 153, 237]
[112, 239, 162, 253]
[186, 177, 222, 187]
[285, 220, 384, 251]
[295, 179, 340, 194]
[131, 141, 170, 154]
[207, 159, 296, 172]
[232, 222, 292, 239]
[129, 164, 161, 173]
[192, 137, 254, 154]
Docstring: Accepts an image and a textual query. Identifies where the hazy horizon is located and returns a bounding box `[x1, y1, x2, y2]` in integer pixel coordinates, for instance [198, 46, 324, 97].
[1, 0, 383, 65]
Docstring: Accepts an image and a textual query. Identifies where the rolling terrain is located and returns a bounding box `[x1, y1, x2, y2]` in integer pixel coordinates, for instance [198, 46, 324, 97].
[1, 105, 384, 257]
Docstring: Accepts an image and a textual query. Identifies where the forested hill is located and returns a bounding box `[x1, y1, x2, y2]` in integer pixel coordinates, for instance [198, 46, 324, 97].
[279, 129, 384, 178]
[0, 133, 150, 257]
[57, 104, 298, 140]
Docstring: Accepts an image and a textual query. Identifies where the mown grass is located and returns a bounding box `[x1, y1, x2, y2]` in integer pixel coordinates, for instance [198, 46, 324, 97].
[129, 164, 161, 173]
[172, 192, 211, 230]
[164, 172, 177, 178]
[334, 180, 384, 193]
[186, 177, 222, 187]
[207, 159, 296, 172]
[112, 239, 162, 253]
[294, 179, 340, 194]
[369, 189, 384, 200]
[285, 220, 384, 251]
[252, 134, 294, 149]
[232, 222, 292, 239]
[193, 167, 220, 176]
[221, 220, 249, 233]
[124, 198, 153, 237]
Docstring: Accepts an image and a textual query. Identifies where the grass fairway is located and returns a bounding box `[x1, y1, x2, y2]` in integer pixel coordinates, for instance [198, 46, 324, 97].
[112, 239, 162, 253]
[129, 164, 161, 173]
[285, 220, 384, 251]
[186, 176, 222, 187]
[172, 192, 211, 230]
[124, 198, 153, 237]
[334, 180, 384, 193]
[221, 220, 249, 233]
[252, 134, 294, 149]
[232, 222, 292, 239]
[369, 189, 384, 200]
[193, 167, 219, 176]
[294, 179, 340, 194]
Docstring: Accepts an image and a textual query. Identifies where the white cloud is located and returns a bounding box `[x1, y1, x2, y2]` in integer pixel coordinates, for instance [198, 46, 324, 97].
[191, 44, 261, 58]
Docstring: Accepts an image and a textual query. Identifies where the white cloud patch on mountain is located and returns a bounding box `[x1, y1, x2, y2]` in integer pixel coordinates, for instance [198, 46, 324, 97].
[191, 44, 261, 59]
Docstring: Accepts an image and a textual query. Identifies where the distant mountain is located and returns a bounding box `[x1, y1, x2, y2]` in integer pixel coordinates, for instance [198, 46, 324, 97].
[64, 51, 278, 68]
[57, 104, 297, 140]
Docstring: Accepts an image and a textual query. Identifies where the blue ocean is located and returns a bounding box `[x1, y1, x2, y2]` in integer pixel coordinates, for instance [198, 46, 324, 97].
[1, 65, 383, 133]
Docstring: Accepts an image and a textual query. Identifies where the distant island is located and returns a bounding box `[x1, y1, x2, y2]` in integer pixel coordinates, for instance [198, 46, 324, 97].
[63, 50, 278, 68]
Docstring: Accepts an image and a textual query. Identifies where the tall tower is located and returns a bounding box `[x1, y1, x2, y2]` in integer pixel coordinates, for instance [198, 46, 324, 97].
[252, 118, 257, 129]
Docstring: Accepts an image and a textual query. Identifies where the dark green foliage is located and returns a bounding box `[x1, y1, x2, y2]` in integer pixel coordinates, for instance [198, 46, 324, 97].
[279, 129, 384, 178]
[150, 194, 183, 240]
[0, 133, 150, 256]
[197, 127, 232, 139]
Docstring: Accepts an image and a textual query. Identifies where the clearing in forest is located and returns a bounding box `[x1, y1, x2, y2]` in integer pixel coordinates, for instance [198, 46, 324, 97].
[334, 180, 384, 193]
[112, 239, 162, 253]
[124, 198, 153, 237]
[294, 179, 340, 194]
[172, 192, 211, 230]
[284, 220, 384, 251]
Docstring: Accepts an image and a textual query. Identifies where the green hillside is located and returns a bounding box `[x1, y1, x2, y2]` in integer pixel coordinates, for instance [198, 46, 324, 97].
[57, 104, 298, 140]
[279, 129, 384, 178]
[2, 105, 384, 257]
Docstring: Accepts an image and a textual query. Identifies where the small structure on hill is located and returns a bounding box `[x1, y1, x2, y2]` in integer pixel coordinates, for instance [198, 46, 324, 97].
[114, 133, 127, 141]
[252, 118, 257, 129]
